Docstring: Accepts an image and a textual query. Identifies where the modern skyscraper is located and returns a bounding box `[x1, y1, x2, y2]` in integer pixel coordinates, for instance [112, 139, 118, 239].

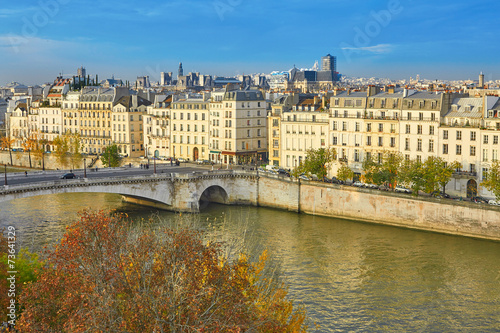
[77, 66, 86, 78]
[178, 63, 184, 78]
[321, 54, 336, 72]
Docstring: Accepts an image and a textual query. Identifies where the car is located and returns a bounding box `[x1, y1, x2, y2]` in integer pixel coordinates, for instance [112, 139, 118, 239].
[60, 173, 77, 179]
[431, 191, 452, 199]
[196, 159, 205, 164]
[378, 184, 390, 191]
[323, 177, 334, 183]
[299, 174, 311, 181]
[352, 181, 365, 187]
[257, 167, 266, 173]
[177, 158, 186, 163]
[330, 177, 344, 185]
[488, 200, 499, 206]
[365, 183, 379, 189]
[267, 169, 278, 175]
[395, 185, 412, 194]
[471, 196, 489, 204]
[278, 169, 290, 177]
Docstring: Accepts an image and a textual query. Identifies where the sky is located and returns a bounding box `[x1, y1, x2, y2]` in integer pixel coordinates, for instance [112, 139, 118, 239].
[1, 0, 499, 85]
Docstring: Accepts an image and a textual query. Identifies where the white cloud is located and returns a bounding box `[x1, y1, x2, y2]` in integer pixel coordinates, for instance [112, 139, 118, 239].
[341, 44, 393, 54]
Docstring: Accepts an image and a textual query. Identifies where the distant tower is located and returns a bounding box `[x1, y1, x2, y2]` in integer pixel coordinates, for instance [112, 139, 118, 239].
[77, 66, 86, 78]
[479, 72, 485, 88]
[178, 63, 184, 78]
[160, 72, 166, 86]
[321, 54, 336, 72]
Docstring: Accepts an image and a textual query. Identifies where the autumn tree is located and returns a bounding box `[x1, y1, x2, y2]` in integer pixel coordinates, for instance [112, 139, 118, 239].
[1, 136, 15, 165]
[337, 162, 354, 183]
[68, 133, 83, 170]
[481, 161, 500, 200]
[21, 133, 38, 169]
[17, 211, 310, 332]
[101, 144, 121, 167]
[53, 135, 70, 168]
[295, 147, 336, 179]
[398, 158, 426, 196]
[32, 137, 49, 170]
[423, 156, 461, 194]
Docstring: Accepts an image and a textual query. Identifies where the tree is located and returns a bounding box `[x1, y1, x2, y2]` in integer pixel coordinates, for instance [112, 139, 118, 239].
[101, 144, 121, 168]
[295, 147, 336, 179]
[337, 162, 354, 183]
[53, 135, 70, 168]
[1, 136, 15, 165]
[68, 133, 83, 170]
[21, 133, 38, 169]
[398, 158, 426, 196]
[17, 211, 310, 332]
[481, 161, 500, 200]
[422, 157, 461, 194]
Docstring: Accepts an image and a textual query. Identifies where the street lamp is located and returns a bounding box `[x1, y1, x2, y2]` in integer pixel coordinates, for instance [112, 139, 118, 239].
[83, 158, 87, 178]
[4, 164, 7, 186]
[154, 156, 157, 174]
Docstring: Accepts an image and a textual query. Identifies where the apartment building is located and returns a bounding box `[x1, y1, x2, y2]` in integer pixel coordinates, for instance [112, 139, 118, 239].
[209, 88, 267, 165]
[143, 95, 171, 159]
[171, 93, 210, 161]
[112, 95, 151, 158]
[281, 95, 329, 169]
[268, 94, 296, 166]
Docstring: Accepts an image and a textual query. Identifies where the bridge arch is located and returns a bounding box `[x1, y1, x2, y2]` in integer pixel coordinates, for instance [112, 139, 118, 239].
[198, 185, 229, 210]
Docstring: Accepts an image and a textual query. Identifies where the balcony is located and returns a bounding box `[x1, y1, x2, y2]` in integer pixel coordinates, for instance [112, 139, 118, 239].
[453, 171, 477, 178]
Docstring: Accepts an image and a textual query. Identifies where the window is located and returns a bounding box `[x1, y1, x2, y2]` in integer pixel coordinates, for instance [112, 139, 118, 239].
[456, 145, 462, 155]
[378, 124, 383, 132]
[482, 168, 488, 180]
[405, 138, 410, 150]
[342, 122, 347, 131]
[354, 150, 360, 162]
[355, 122, 360, 132]
[429, 126, 434, 135]
[484, 135, 489, 144]
[333, 136, 338, 145]
[417, 139, 422, 151]
[367, 136, 372, 146]
[390, 137, 396, 148]
[470, 146, 476, 156]
[494, 136, 498, 144]
[470, 132, 476, 141]
[332, 121, 337, 130]
[428, 140, 434, 152]
[378, 137, 383, 147]
[405, 124, 410, 134]
[431, 113, 436, 121]
[443, 130, 448, 140]
[456, 131, 462, 140]
[367, 123, 372, 132]
[483, 149, 488, 162]
[417, 125, 422, 134]
[407, 112, 412, 120]
[443, 144, 448, 154]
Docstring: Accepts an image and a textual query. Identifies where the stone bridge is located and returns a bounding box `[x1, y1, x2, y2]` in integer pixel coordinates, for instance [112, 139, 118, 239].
[0, 171, 263, 212]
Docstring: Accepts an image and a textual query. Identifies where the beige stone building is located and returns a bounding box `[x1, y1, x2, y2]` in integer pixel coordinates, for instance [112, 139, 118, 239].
[209, 88, 267, 166]
[171, 93, 210, 161]
[143, 95, 172, 159]
[112, 95, 151, 158]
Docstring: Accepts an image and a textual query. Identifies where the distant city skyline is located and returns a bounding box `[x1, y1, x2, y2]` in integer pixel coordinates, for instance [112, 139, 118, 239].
[1, 0, 499, 85]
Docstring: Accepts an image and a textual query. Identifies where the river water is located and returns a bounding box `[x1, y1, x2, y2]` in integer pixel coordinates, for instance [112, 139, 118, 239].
[1, 193, 499, 332]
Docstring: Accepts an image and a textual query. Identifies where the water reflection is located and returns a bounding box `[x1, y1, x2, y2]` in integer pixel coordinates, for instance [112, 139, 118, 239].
[0, 193, 499, 332]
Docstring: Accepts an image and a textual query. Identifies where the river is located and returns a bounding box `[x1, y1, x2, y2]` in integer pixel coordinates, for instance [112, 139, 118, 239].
[1, 193, 499, 332]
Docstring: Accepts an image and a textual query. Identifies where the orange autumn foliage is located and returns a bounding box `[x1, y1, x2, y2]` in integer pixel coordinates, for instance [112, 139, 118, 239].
[17, 210, 309, 332]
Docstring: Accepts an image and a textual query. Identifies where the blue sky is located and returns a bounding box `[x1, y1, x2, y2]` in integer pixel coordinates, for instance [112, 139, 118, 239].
[1, 0, 499, 85]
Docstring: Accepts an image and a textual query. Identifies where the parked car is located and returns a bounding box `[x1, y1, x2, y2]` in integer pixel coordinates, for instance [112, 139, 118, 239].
[196, 159, 210, 164]
[395, 185, 412, 194]
[378, 184, 390, 191]
[352, 181, 365, 187]
[299, 174, 311, 181]
[488, 200, 499, 206]
[331, 177, 344, 185]
[365, 183, 379, 189]
[267, 169, 278, 175]
[278, 169, 290, 177]
[323, 177, 334, 183]
[257, 167, 266, 173]
[177, 158, 186, 163]
[471, 196, 489, 204]
[60, 173, 77, 179]
[431, 191, 452, 199]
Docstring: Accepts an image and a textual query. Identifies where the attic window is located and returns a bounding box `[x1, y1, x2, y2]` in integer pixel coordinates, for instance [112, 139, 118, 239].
[465, 106, 471, 112]
[452, 105, 458, 111]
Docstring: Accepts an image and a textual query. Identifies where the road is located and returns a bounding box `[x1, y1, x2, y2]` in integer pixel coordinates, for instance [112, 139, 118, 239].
[1, 162, 234, 186]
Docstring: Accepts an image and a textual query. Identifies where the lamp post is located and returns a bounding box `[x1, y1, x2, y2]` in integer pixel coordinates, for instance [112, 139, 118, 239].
[154, 156, 157, 174]
[4, 164, 7, 186]
[83, 158, 87, 178]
